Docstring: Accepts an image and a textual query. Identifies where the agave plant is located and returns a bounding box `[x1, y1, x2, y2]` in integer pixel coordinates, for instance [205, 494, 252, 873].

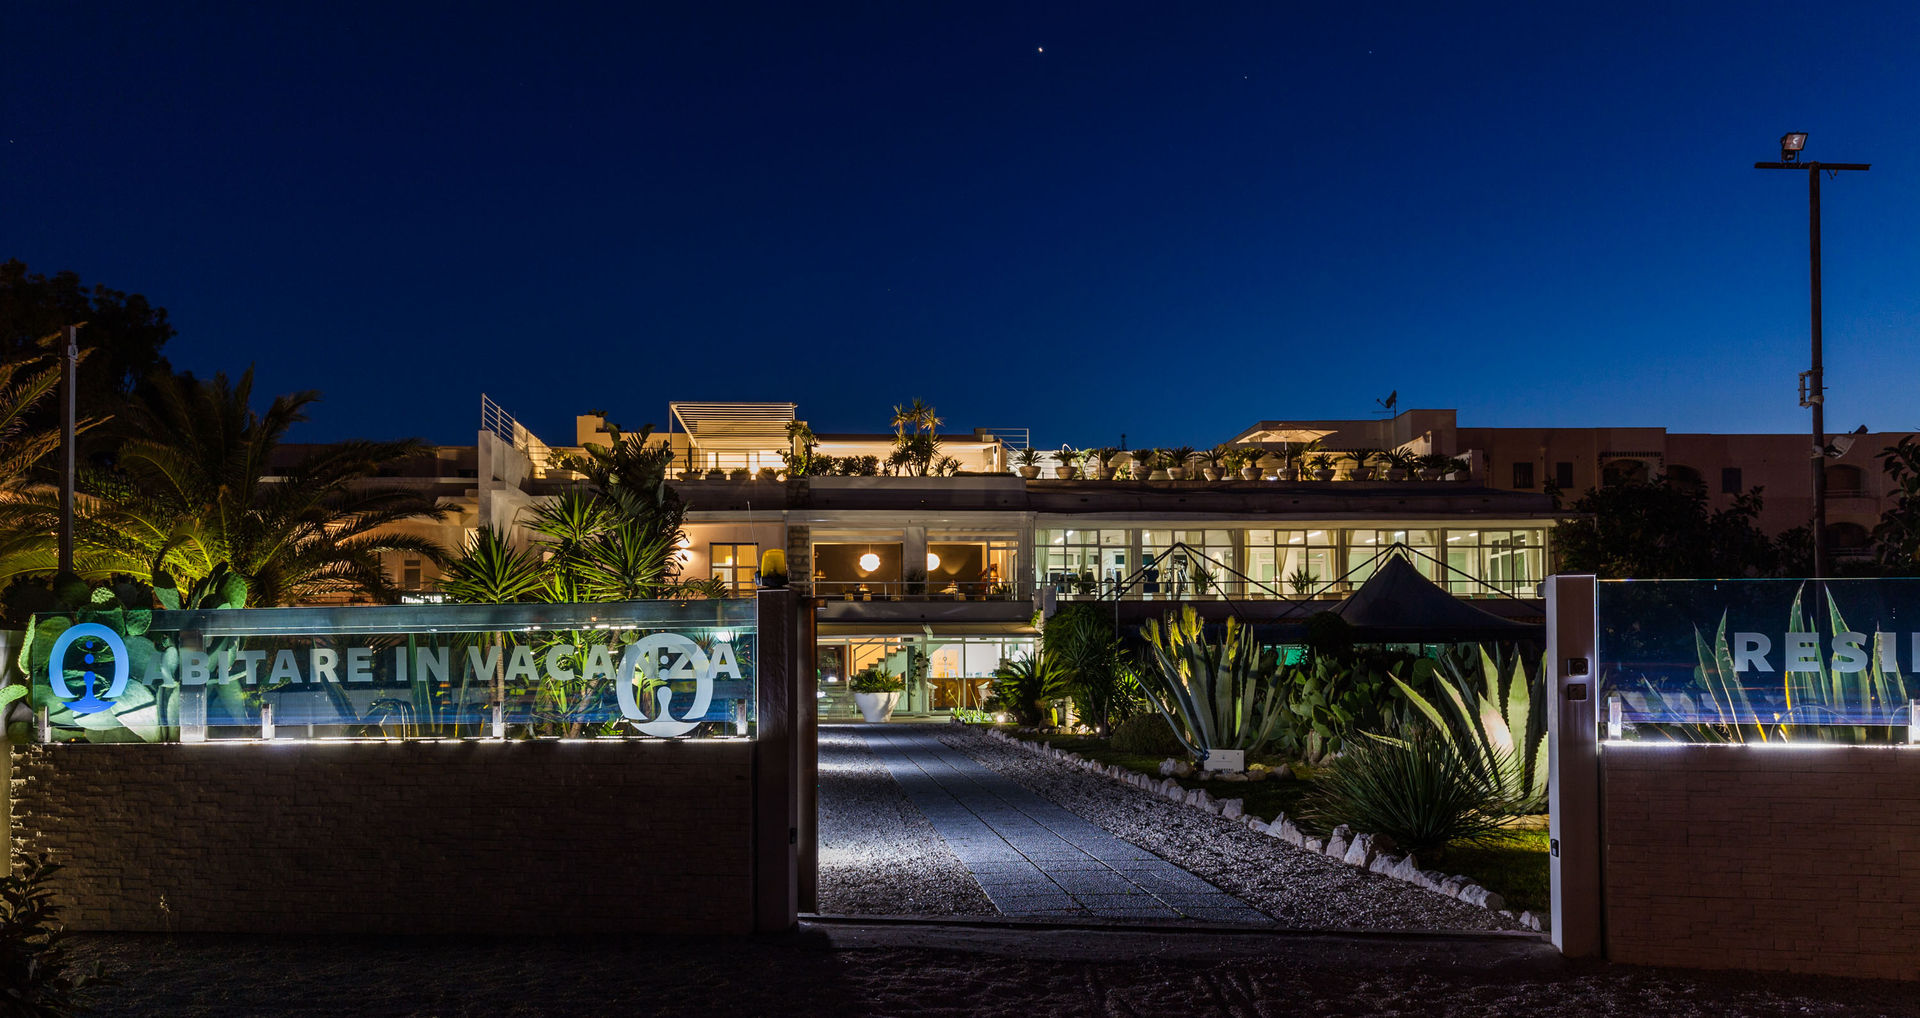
[1137, 605, 1284, 762]
[1389, 644, 1547, 813]
[1304, 734, 1517, 857]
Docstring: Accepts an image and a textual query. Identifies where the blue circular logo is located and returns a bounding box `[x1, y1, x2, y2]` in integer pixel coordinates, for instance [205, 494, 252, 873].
[47, 623, 130, 715]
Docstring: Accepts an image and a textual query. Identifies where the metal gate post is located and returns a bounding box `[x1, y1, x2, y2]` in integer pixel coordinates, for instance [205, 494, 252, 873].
[753, 589, 798, 932]
[1546, 574, 1602, 956]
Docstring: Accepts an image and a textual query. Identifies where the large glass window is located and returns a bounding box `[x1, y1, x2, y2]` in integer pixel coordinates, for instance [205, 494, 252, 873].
[1245, 529, 1338, 596]
[1442, 529, 1545, 595]
[1037, 529, 1134, 597]
[1346, 529, 1439, 584]
[816, 634, 1036, 715]
[710, 543, 759, 594]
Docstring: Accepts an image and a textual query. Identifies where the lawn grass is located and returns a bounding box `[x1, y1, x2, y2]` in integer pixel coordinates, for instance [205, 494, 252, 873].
[1003, 727, 1551, 917]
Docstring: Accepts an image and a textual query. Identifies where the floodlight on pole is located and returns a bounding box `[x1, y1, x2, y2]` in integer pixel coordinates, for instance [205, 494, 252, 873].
[1754, 134, 1871, 580]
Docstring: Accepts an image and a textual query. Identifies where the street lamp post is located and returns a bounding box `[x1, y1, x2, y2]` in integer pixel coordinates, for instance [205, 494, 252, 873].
[1756, 133, 1869, 580]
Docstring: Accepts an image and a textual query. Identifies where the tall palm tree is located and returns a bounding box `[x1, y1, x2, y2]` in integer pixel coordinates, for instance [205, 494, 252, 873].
[0, 369, 447, 603]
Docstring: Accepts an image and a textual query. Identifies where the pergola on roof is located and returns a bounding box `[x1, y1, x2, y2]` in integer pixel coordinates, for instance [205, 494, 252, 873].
[668, 402, 797, 454]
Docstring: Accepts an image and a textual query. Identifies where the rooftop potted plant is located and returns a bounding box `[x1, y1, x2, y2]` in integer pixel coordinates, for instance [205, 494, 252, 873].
[1306, 453, 1336, 481]
[1133, 448, 1165, 481]
[1343, 448, 1382, 481]
[1446, 455, 1471, 481]
[1054, 444, 1078, 479]
[1085, 446, 1118, 480]
[1415, 453, 1452, 481]
[1226, 447, 1263, 481]
[1381, 449, 1417, 482]
[1166, 446, 1197, 481]
[1015, 447, 1043, 479]
[849, 665, 905, 722]
[1199, 447, 1226, 482]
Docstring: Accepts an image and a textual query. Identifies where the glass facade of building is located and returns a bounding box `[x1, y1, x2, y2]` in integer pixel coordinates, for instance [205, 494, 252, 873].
[1037, 524, 1548, 598]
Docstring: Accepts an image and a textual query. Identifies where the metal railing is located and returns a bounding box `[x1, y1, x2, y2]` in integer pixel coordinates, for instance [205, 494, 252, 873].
[480, 394, 556, 476]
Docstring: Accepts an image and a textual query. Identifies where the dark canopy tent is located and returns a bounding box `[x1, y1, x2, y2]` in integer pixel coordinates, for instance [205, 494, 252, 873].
[1321, 555, 1540, 642]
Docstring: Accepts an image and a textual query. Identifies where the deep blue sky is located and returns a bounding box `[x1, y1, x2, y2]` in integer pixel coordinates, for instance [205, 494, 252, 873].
[8, 2, 1918, 448]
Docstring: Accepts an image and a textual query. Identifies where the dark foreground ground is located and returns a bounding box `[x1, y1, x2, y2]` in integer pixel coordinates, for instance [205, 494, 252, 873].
[69, 921, 1917, 1017]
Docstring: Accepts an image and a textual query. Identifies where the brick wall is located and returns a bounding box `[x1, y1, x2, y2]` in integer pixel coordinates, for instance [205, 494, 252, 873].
[12, 740, 756, 934]
[1603, 744, 1920, 980]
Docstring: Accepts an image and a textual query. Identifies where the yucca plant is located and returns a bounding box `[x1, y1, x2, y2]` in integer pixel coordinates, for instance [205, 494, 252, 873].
[1137, 606, 1283, 763]
[1304, 733, 1516, 858]
[1390, 644, 1547, 813]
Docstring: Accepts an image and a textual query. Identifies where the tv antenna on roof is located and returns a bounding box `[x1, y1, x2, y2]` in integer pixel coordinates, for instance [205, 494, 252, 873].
[1374, 390, 1398, 417]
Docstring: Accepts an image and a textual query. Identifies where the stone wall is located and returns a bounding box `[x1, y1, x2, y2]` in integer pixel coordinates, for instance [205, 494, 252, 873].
[12, 740, 756, 934]
[1603, 744, 1920, 980]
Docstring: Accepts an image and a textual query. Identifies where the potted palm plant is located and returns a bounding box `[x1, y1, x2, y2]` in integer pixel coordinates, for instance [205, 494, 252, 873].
[1235, 448, 1264, 481]
[1306, 453, 1335, 481]
[1190, 564, 1216, 598]
[1415, 453, 1452, 481]
[1199, 447, 1226, 481]
[1343, 448, 1381, 481]
[1381, 449, 1417, 481]
[1446, 455, 1471, 481]
[1015, 447, 1043, 479]
[1165, 446, 1196, 481]
[1133, 448, 1164, 481]
[1088, 446, 1118, 480]
[850, 665, 905, 722]
[1054, 444, 1077, 479]
[1288, 566, 1319, 597]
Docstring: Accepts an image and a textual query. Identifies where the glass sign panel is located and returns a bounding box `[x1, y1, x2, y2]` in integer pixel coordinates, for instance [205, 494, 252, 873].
[26, 600, 757, 744]
[1596, 579, 1920, 743]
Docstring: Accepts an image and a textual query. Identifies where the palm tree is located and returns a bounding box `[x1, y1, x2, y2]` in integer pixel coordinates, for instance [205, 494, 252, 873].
[0, 369, 448, 603]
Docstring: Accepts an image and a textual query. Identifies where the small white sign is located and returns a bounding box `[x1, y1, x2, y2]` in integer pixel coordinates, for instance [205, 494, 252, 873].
[1203, 749, 1245, 772]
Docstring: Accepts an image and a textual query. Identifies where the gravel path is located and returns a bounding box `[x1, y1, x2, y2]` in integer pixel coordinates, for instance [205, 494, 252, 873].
[934, 725, 1527, 932]
[68, 924, 1913, 1017]
[817, 725, 996, 917]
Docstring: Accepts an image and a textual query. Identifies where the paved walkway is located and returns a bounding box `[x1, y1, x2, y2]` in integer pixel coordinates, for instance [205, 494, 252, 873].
[849, 724, 1268, 923]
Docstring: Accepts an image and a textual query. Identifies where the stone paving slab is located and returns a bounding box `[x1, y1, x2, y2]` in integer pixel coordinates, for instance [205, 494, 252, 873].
[851, 724, 1269, 923]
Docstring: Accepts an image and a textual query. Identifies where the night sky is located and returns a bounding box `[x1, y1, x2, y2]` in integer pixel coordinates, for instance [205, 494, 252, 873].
[8, 3, 1918, 448]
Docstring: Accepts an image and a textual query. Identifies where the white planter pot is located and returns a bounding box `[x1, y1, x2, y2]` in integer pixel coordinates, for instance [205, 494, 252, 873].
[1312, 468, 1334, 481]
[1240, 467, 1262, 480]
[1149, 468, 1170, 481]
[1166, 467, 1186, 480]
[1203, 468, 1222, 481]
[1054, 466, 1075, 479]
[1019, 466, 1041, 479]
[1386, 468, 1408, 481]
[854, 691, 901, 723]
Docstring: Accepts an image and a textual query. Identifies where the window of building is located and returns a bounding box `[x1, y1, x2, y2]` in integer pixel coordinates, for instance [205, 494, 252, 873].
[1247, 529, 1338, 596]
[1826, 464, 1865, 496]
[1443, 529, 1546, 595]
[1512, 462, 1535, 488]
[710, 543, 759, 593]
[1554, 462, 1574, 489]
[402, 558, 422, 590]
[1721, 467, 1743, 494]
[1346, 530, 1440, 584]
[1140, 529, 1236, 597]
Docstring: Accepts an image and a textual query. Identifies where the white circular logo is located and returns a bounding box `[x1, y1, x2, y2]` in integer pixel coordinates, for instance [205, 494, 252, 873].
[616, 633, 714, 737]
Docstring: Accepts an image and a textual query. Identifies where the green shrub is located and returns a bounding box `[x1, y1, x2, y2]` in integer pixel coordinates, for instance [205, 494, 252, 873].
[848, 665, 904, 694]
[987, 653, 1067, 726]
[1302, 734, 1514, 858]
[1109, 712, 1187, 757]
[0, 854, 103, 1018]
